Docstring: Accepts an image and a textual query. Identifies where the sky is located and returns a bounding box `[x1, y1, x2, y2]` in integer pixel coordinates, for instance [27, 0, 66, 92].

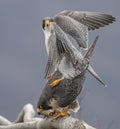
[0, 0, 119, 128]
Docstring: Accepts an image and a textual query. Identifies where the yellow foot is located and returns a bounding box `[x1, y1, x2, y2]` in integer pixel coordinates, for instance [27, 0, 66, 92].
[50, 78, 64, 87]
[51, 109, 70, 121]
[47, 110, 55, 116]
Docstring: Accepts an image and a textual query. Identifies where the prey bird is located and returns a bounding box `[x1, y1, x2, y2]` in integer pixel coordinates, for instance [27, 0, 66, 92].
[37, 36, 99, 121]
[42, 10, 115, 87]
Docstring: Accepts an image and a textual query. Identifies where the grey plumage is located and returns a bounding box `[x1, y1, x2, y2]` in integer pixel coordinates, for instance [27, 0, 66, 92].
[54, 15, 88, 49]
[44, 22, 75, 78]
[37, 35, 99, 115]
[39, 70, 85, 109]
[57, 10, 115, 30]
[42, 10, 115, 86]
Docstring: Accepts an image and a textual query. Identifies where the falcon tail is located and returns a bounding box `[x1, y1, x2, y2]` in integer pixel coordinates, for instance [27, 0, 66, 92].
[88, 65, 107, 87]
[84, 35, 107, 87]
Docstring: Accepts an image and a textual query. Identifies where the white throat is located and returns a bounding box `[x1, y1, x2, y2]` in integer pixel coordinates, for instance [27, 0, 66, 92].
[43, 29, 52, 55]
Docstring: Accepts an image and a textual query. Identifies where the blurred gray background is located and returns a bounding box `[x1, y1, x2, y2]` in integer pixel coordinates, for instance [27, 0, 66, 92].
[0, 0, 119, 128]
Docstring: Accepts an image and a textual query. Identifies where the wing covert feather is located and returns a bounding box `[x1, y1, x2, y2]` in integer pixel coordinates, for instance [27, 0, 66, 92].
[53, 22, 75, 60]
[54, 15, 88, 49]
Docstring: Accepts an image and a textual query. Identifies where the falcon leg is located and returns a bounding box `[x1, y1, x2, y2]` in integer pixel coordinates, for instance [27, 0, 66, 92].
[50, 77, 64, 87]
[47, 73, 53, 80]
[51, 108, 70, 121]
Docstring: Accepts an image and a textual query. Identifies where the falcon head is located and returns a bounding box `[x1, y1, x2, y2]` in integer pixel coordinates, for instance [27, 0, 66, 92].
[42, 17, 54, 31]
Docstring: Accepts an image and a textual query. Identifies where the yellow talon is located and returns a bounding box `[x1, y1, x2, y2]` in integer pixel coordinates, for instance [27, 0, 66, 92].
[50, 78, 64, 87]
[51, 109, 70, 121]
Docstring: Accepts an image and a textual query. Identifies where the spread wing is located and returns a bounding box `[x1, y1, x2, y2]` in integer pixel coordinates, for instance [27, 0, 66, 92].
[57, 10, 116, 30]
[45, 32, 57, 78]
[54, 15, 88, 49]
[45, 22, 76, 78]
[53, 22, 76, 61]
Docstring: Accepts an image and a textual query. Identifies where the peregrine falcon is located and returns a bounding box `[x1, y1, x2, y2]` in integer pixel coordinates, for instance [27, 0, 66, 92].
[42, 10, 115, 87]
[37, 36, 99, 121]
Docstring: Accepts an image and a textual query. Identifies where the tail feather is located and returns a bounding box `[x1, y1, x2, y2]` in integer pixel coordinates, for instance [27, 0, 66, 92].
[84, 35, 107, 87]
[88, 65, 107, 87]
